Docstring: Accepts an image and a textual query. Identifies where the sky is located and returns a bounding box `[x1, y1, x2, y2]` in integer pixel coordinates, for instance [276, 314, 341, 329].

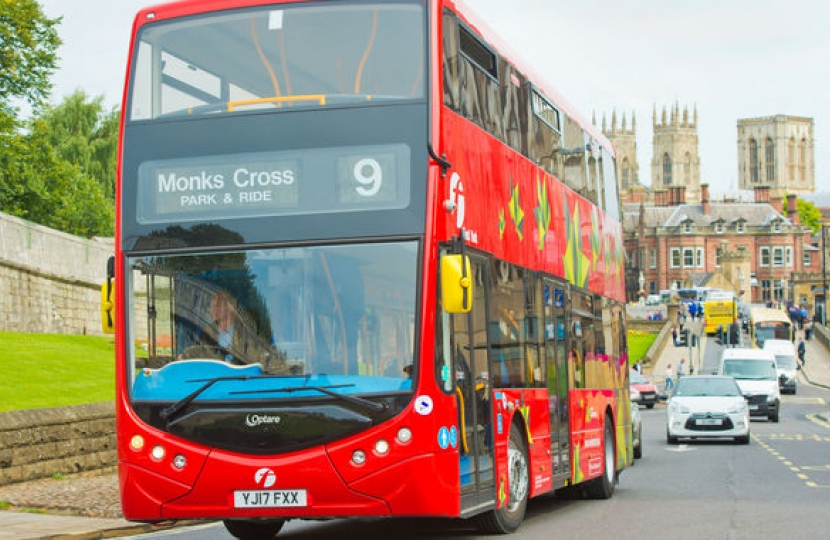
[39, 0, 830, 198]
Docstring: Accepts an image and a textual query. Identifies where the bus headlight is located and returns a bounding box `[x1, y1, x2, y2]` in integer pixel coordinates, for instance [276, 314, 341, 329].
[374, 439, 390, 456]
[396, 427, 413, 444]
[352, 450, 367, 466]
[151, 445, 166, 461]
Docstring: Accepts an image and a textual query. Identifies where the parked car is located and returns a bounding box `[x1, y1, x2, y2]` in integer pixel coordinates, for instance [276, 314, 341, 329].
[666, 375, 750, 445]
[630, 369, 661, 409]
[645, 294, 662, 305]
[631, 398, 643, 459]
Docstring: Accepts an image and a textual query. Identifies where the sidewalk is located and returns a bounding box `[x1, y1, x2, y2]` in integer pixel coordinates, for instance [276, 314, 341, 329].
[645, 324, 830, 393]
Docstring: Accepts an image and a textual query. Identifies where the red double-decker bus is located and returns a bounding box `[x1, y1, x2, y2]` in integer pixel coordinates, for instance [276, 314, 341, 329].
[103, 0, 632, 536]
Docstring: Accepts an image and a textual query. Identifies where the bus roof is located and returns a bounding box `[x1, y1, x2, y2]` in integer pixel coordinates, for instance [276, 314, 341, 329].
[749, 307, 791, 323]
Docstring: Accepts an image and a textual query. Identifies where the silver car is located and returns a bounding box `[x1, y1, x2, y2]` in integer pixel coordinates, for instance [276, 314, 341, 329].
[666, 375, 750, 445]
[631, 398, 643, 459]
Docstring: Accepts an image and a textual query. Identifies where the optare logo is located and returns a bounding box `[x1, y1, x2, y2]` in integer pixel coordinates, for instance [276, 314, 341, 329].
[255, 467, 276, 488]
[449, 172, 465, 229]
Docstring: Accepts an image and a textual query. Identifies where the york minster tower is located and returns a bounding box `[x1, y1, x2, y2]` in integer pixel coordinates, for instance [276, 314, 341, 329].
[600, 110, 640, 191]
[736, 115, 814, 197]
[651, 103, 701, 203]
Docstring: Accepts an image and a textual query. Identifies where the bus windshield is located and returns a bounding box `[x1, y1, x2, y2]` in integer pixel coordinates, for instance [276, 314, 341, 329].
[753, 322, 791, 348]
[127, 241, 418, 403]
[129, 2, 425, 121]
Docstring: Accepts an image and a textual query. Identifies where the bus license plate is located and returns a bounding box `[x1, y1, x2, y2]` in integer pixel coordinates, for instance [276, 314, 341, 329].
[695, 418, 722, 426]
[234, 490, 307, 508]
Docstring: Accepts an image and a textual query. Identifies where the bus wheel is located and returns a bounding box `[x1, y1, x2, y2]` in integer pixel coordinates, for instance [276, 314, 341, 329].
[223, 519, 285, 539]
[474, 423, 529, 534]
[584, 415, 616, 499]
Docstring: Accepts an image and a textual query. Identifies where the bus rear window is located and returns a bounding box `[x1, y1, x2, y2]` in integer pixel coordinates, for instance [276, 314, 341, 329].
[129, 2, 425, 121]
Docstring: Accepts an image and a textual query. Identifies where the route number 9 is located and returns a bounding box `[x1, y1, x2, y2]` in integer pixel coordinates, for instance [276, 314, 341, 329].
[353, 158, 382, 197]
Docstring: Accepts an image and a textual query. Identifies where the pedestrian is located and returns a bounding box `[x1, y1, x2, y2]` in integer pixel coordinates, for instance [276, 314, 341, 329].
[805, 318, 813, 341]
[676, 358, 686, 379]
[672, 324, 679, 347]
[797, 338, 806, 366]
[634, 360, 643, 374]
[665, 363, 675, 394]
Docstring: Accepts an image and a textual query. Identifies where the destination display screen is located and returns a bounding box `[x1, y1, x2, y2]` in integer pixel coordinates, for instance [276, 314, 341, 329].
[136, 144, 410, 224]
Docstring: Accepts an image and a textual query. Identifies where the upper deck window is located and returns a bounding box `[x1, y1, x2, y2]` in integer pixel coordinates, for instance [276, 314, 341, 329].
[129, 2, 425, 121]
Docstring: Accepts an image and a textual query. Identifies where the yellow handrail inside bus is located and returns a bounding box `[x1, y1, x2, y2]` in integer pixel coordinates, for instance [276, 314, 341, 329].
[250, 19, 282, 97]
[354, 10, 379, 93]
[227, 95, 329, 111]
[455, 386, 469, 453]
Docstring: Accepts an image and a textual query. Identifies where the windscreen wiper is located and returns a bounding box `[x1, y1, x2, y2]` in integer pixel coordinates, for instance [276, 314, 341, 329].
[160, 375, 255, 422]
[160, 374, 302, 423]
[232, 385, 387, 414]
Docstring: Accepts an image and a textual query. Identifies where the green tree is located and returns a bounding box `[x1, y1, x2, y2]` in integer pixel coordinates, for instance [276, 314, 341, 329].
[783, 197, 823, 234]
[0, 0, 61, 124]
[39, 90, 119, 199]
[0, 114, 113, 237]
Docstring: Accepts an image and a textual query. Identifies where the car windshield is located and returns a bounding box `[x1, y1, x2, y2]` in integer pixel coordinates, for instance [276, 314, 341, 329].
[630, 370, 648, 384]
[674, 377, 741, 397]
[722, 359, 777, 380]
[773, 354, 797, 370]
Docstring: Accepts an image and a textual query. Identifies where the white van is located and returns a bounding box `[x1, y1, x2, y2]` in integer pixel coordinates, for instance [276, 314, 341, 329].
[718, 348, 780, 422]
[763, 339, 798, 395]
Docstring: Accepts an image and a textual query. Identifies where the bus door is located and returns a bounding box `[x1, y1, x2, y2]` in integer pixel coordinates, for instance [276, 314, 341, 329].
[543, 279, 571, 480]
[448, 255, 496, 511]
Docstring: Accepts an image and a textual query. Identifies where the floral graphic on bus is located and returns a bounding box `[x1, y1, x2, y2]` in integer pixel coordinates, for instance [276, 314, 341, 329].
[573, 442, 584, 483]
[508, 178, 524, 241]
[563, 197, 590, 288]
[498, 209, 506, 239]
[590, 206, 602, 268]
[519, 404, 533, 444]
[498, 475, 507, 506]
[534, 176, 551, 252]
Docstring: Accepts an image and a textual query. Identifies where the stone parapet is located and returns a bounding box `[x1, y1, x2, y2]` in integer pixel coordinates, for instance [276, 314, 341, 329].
[0, 211, 113, 335]
[0, 403, 116, 486]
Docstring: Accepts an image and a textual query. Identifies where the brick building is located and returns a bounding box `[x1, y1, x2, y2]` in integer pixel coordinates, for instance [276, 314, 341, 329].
[623, 185, 816, 308]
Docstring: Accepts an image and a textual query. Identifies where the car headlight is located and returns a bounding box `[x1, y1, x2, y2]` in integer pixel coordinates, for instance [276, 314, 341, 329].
[727, 402, 748, 414]
[630, 388, 641, 401]
[670, 402, 690, 414]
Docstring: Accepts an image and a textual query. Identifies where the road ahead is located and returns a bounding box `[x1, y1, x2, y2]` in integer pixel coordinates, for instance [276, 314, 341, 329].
[123, 363, 830, 540]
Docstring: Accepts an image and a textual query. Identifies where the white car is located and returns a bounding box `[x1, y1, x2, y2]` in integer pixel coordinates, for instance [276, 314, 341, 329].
[763, 338, 798, 394]
[631, 398, 643, 459]
[666, 375, 750, 445]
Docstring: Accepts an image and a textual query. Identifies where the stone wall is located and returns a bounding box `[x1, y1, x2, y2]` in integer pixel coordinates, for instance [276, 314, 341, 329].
[0, 403, 116, 486]
[0, 211, 113, 335]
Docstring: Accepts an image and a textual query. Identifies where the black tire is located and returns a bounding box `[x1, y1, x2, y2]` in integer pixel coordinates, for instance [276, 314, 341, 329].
[584, 415, 616, 499]
[646, 404, 655, 409]
[633, 438, 642, 459]
[223, 519, 285, 540]
[473, 423, 529, 534]
[667, 430, 678, 445]
[735, 434, 750, 445]
[769, 404, 780, 423]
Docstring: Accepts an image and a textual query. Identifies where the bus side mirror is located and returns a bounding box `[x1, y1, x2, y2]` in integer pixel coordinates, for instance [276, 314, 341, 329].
[101, 255, 115, 334]
[441, 254, 472, 313]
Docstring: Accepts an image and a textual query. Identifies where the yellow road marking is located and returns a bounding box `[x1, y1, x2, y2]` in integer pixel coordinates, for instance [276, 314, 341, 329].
[754, 433, 830, 488]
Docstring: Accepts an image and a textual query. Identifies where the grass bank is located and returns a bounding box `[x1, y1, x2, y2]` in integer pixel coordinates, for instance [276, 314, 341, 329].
[628, 330, 657, 366]
[0, 332, 114, 412]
